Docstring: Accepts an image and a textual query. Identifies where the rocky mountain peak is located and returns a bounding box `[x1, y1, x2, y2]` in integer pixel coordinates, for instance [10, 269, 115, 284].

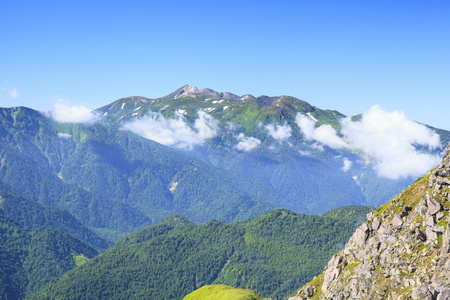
[291, 144, 450, 300]
[172, 85, 241, 100]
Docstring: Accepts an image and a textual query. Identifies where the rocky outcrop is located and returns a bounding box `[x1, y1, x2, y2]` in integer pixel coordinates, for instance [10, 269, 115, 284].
[292, 144, 450, 300]
[173, 85, 240, 100]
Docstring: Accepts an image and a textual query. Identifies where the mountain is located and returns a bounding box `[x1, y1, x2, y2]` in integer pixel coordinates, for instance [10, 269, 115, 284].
[0, 181, 108, 250]
[97, 85, 449, 214]
[0, 86, 448, 242]
[0, 106, 273, 243]
[0, 215, 98, 299]
[291, 144, 450, 299]
[29, 207, 373, 300]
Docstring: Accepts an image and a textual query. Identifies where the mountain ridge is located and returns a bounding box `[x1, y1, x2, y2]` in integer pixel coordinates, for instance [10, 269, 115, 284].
[291, 143, 450, 299]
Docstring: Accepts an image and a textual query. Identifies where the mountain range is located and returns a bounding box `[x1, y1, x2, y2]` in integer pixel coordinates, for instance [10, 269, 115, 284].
[0, 85, 449, 299]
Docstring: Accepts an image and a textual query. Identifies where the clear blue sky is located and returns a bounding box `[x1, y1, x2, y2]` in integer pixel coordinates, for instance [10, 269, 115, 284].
[1, 0, 449, 129]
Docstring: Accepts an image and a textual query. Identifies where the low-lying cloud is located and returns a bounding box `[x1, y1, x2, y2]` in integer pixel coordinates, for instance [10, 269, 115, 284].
[342, 158, 352, 172]
[122, 110, 218, 150]
[57, 133, 72, 139]
[296, 105, 442, 179]
[235, 133, 261, 152]
[265, 123, 292, 142]
[296, 114, 347, 149]
[52, 100, 99, 124]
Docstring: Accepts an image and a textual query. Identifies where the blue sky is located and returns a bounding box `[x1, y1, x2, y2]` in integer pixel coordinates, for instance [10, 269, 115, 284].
[1, 0, 449, 129]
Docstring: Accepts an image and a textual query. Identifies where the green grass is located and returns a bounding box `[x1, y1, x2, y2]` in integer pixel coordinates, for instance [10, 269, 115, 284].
[183, 285, 263, 300]
[74, 255, 89, 267]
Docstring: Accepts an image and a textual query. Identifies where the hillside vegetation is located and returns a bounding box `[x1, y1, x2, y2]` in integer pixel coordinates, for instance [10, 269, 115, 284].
[30, 207, 373, 300]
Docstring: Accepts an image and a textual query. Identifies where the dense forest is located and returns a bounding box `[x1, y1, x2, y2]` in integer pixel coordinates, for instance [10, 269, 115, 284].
[29, 207, 373, 300]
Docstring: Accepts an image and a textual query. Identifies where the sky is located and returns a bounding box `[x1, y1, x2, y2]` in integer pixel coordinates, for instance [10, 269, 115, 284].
[1, 0, 449, 129]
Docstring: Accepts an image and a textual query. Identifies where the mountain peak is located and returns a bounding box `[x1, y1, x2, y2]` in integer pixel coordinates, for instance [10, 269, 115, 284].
[171, 85, 241, 101]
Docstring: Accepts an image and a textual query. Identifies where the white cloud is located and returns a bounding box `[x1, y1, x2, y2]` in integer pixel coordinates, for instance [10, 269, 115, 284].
[57, 133, 72, 139]
[342, 158, 352, 172]
[122, 110, 218, 150]
[235, 133, 261, 151]
[195, 111, 219, 139]
[296, 106, 442, 179]
[340, 105, 441, 179]
[2, 82, 19, 98]
[295, 114, 347, 149]
[265, 123, 292, 142]
[51, 100, 99, 124]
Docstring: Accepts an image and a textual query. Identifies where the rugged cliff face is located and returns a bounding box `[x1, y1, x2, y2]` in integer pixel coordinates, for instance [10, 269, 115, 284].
[292, 144, 450, 300]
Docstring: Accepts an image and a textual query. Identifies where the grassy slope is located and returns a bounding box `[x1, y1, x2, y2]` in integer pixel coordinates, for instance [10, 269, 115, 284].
[183, 284, 263, 300]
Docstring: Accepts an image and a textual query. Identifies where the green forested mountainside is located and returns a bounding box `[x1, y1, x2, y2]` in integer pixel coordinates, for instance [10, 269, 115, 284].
[0, 215, 98, 299]
[31, 208, 371, 300]
[182, 284, 264, 300]
[0, 106, 273, 244]
[0, 182, 109, 250]
[322, 205, 375, 222]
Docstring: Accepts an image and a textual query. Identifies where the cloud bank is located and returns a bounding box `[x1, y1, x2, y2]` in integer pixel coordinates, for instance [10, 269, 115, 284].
[265, 123, 292, 142]
[235, 133, 261, 151]
[296, 105, 442, 179]
[122, 110, 218, 150]
[52, 100, 99, 124]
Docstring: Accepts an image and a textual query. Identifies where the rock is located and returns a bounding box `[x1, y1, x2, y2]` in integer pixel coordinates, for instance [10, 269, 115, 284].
[372, 217, 381, 231]
[305, 285, 314, 297]
[426, 227, 439, 241]
[437, 290, 450, 300]
[427, 215, 436, 227]
[416, 229, 427, 242]
[392, 214, 403, 228]
[433, 226, 445, 233]
[352, 224, 369, 247]
[437, 212, 445, 220]
[427, 194, 442, 215]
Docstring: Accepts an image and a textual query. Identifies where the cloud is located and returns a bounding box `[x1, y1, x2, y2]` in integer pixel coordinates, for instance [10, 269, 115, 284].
[2, 82, 19, 98]
[57, 133, 72, 139]
[265, 123, 292, 142]
[195, 111, 219, 139]
[122, 110, 218, 150]
[51, 100, 99, 124]
[340, 105, 441, 179]
[235, 133, 261, 151]
[295, 114, 347, 149]
[296, 105, 442, 179]
[342, 158, 352, 172]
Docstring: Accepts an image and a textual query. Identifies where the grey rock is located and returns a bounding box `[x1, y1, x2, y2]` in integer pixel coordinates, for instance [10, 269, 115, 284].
[392, 214, 403, 228]
[427, 194, 442, 215]
[427, 215, 436, 227]
[372, 217, 381, 231]
[305, 285, 314, 297]
[426, 227, 439, 241]
[352, 225, 369, 247]
[433, 225, 445, 233]
[437, 289, 450, 300]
